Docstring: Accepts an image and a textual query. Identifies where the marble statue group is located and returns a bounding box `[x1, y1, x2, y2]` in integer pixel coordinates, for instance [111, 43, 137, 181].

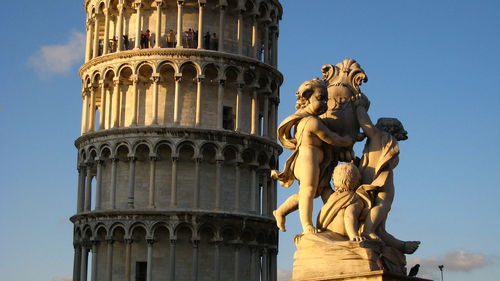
[271, 59, 421, 279]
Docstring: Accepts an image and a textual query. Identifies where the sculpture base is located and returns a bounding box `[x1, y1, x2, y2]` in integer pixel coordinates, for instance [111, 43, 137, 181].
[291, 270, 432, 281]
[293, 232, 414, 280]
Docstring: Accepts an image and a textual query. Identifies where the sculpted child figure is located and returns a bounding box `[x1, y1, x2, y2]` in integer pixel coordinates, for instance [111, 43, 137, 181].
[272, 79, 354, 234]
[354, 94, 420, 254]
[316, 163, 367, 241]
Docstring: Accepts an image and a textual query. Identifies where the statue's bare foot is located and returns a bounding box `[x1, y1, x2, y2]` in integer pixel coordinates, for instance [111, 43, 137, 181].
[403, 241, 420, 254]
[302, 224, 318, 235]
[273, 210, 286, 232]
[363, 232, 381, 240]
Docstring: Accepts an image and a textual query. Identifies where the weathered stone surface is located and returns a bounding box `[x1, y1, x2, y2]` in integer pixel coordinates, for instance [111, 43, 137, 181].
[293, 232, 382, 280]
[292, 270, 432, 281]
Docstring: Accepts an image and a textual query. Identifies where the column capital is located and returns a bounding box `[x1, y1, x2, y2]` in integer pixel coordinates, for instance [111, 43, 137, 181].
[152, 74, 161, 83]
[192, 239, 200, 248]
[127, 156, 137, 162]
[196, 74, 205, 83]
[218, 78, 226, 86]
[174, 73, 182, 82]
[155, 0, 164, 6]
[177, 0, 185, 6]
[131, 74, 140, 83]
[113, 77, 121, 86]
[149, 154, 158, 161]
[146, 237, 156, 244]
[134, 1, 143, 9]
[198, 0, 206, 7]
[117, 3, 124, 11]
[194, 156, 202, 163]
[124, 238, 133, 244]
[105, 236, 115, 243]
[171, 156, 179, 162]
[170, 238, 177, 245]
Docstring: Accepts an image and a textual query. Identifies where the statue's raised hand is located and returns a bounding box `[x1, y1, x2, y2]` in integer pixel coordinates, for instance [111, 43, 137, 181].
[351, 93, 370, 110]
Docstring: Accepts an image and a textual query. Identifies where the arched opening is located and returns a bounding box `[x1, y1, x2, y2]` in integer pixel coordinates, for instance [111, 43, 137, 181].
[152, 225, 170, 279]
[111, 226, 126, 280]
[223, 67, 238, 131]
[118, 66, 133, 126]
[204, 0, 220, 50]
[182, 0, 199, 48]
[224, 0, 239, 53]
[201, 64, 219, 128]
[134, 143, 151, 208]
[175, 225, 194, 279]
[177, 143, 195, 207]
[130, 226, 147, 281]
[199, 144, 217, 209]
[164, 0, 178, 48]
[222, 147, 237, 209]
[158, 63, 175, 125]
[155, 142, 173, 208]
[198, 226, 215, 281]
[137, 64, 154, 125]
[115, 144, 130, 208]
[220, 228, 237, 280]
[180, 63, 197, 126]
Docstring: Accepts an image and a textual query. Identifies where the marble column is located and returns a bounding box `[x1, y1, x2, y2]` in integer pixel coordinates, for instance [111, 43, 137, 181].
[155, 1, 163, 48]
[134, 3, 143, 49]
[85, 19, 93, 61]
[95, 159, 103, 210]
[131, 75, 139, 126]
[173, 74, 182, 124]
[217, 79, 225, 129]
[152, 74, 160, 124]
[263, 24, 269, 63]
[90, 242, 98, 281]
[77, 164, 86, 213]
[109, 157, 118, 209]
[103, 9, 110, 54]
[195, 75, 204, 126]
[261, 248, 268, 281]
[233, 243, 241, 281]
[84, 164, 93, 211]
[73, 243, 82, 281]
[251, 88, 258, 135]
[218, 5, 226, 51]
[252, 15, 258, 59]
[81, 88, 89, 134]
[89, 85, 97, 132]
[127, 156, 136, 208]
[117, 4, 124, 51]
[237, 10, 243, 54]
[98, 82, 107, 130]
[106, 238, 114, 281]
[250, 164, 257, 213]
[193, 157, 201, 208]
[215, 158, 223, 210]
[234, 161, 241, 212]
[124, 239, 132, 281]
[169, 239, 176, 281]
[192, 240, 199, 281]
[263, 93, 269, 137]
[112, 78, 121, 128]
[214, 241, 221, 281]
[261, 171, 268, 216]
[176, 1, 184, 48]
[235, 83, 243, 131]
[197, 2, 204, 49]
[146, 238, 155, 281]
[170, 156, 178, 207]
[80, 245, 89, 281]
[92, 15, 100, 58]
[148, 156, 157, 208]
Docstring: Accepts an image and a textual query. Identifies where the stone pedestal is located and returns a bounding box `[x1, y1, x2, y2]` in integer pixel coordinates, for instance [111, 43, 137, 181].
[292, 232, 424, 281]
[291, 270, 432, 281]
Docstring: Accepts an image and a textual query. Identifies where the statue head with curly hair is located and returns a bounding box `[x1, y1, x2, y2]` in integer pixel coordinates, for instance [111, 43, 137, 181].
[295, 78, 328, 115]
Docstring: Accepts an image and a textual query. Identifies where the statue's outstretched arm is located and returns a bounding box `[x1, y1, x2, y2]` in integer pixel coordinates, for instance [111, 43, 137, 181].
[356, 106, 378, 138]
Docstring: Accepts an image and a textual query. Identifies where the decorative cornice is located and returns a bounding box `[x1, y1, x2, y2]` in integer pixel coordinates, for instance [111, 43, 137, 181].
[75, 126, 282, 152]
[79, 49, 283, 83]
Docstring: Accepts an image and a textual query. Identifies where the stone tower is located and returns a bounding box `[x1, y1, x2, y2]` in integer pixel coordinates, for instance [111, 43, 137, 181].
[70, 1, 283, 281]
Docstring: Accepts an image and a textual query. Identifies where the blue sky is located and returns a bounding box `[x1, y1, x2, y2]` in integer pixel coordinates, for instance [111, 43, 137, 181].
[0, 1, 499, 281]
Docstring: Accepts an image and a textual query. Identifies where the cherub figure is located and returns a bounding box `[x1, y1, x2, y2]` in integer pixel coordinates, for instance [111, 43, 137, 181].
[272, 79, 354, 234]
[354, 94, 420, 254]
[316, 163, 368, 241]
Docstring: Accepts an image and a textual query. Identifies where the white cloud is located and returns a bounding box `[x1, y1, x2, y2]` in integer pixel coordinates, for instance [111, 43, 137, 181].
[51, 276, 72, 281]
[277, 268, 293, 281]
[29, 31, 85, 78]
[408, 250, 490, 272]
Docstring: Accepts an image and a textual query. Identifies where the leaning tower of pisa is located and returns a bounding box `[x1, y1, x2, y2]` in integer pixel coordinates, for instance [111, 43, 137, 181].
[71, 0, 283, 281]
